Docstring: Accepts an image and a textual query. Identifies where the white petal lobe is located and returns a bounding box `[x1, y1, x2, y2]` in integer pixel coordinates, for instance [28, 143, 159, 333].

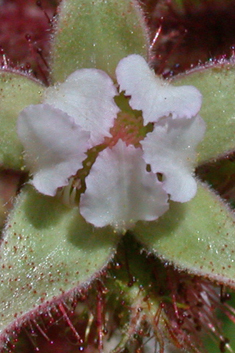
[116, 54, 202, 124]
[141, 116, 206, 202]
[80, 140, 169, 231]
[17, 104, 90, 196]
[44, 69, 120, 146]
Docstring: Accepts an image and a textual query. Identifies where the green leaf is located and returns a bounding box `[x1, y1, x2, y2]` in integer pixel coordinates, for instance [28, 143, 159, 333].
[50, 0, 148, 82]
[173, 64, 235, 164]
[0, 187, 118, 346]
[134, 181, 235, 288]
[0, 72, 44, 169]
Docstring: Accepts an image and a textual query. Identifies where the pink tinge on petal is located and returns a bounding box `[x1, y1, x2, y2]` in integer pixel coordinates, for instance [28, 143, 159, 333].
[44, 68, 120, 146]
[141, 116, 206, 202]
[80, 139, 169, 231]
[17, 104, 90, 196]
[116, 54, 202, 124]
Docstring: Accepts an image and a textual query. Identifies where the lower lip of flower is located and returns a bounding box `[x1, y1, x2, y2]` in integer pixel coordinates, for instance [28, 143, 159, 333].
[57, 111, 152, 208]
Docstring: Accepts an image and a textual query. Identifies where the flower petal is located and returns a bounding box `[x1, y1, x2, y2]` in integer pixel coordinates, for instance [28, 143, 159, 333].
[44, 69, 120, 146]
[80, 140, 169, 231]
[141, 116, 206, 202]
[116, 54, 202, 124]
[17, 104, 90, 196]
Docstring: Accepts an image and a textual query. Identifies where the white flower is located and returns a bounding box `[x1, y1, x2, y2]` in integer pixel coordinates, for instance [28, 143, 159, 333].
[79, 139, 168, 230]
[17, 55, 205, 231]
[116, 54, 202, 124]
[141, 116, 206, 202]
[18, 68, 119, 196]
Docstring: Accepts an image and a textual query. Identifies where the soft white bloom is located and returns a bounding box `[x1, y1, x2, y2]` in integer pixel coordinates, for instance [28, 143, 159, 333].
[116, 54, 202, 124]
[18, 104, 90, 196]
[18, 69, 119, 197]
[80, 140, 168, 230]
[44, 69, 120, 146]
[141, 116, 206, 202]
[17, 54, 205, 231]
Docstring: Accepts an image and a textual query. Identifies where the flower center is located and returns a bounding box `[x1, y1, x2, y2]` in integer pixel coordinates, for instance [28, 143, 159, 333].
[106, 111, 148, 148]
[58, 103, 152, 208]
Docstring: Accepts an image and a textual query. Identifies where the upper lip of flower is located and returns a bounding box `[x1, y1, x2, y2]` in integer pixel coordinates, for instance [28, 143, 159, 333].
[115, 54, 202, 123]
[17, 54, 205, 231]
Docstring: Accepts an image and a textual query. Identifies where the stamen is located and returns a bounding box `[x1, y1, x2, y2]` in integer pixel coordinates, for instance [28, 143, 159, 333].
[57, 178, 79, 208]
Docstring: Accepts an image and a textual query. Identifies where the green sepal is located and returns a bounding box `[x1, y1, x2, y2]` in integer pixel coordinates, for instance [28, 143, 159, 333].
[173, 64, 235, 164]
[0, 187, 119, 344]
[0, 71, 44, 169]
[134, 181, 235, 288]
[50, 0, 148, 82]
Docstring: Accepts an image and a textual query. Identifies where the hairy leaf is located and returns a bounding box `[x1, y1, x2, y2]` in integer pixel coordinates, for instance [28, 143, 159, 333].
[0, 71, 44, 169]
[0, 187, 118, 348]
[174, 64, 235, 163]
[51, 0, 148, 82]
[134, 181, 235, 288]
